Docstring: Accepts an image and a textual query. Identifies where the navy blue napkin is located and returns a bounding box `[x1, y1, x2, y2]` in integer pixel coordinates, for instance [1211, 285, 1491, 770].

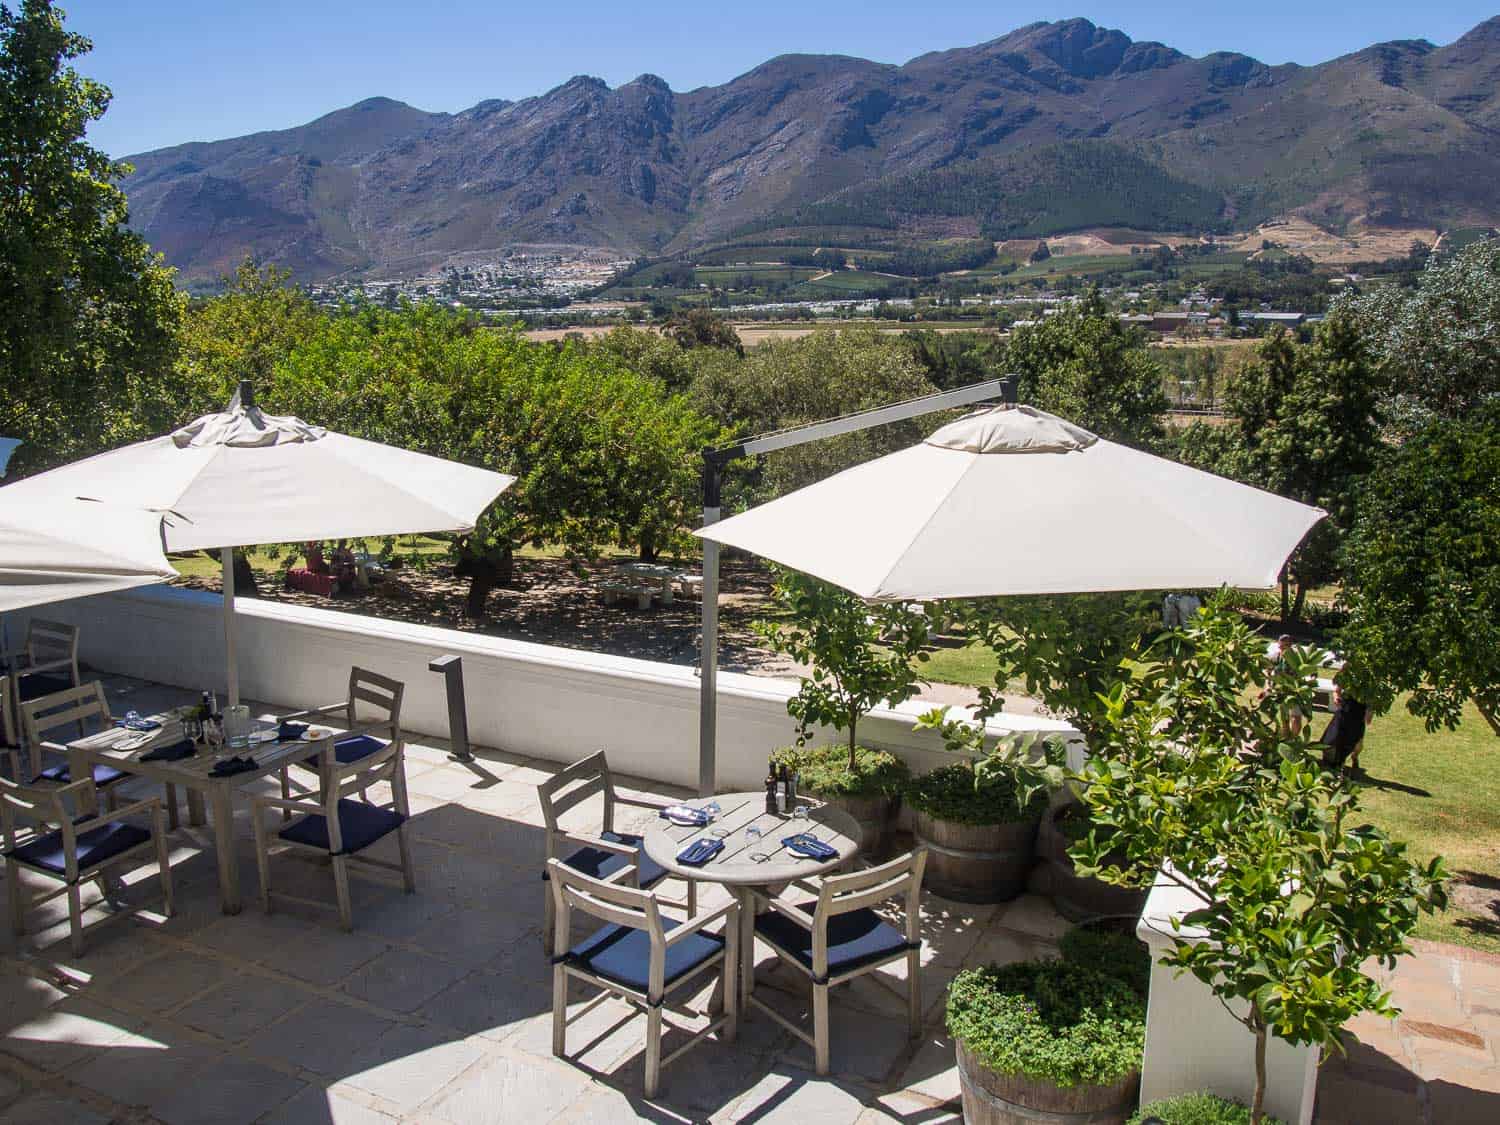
[277, 721, 309, 742]
[209, 755, 257, 778]
[140, 738, 195, 762]
[676, 838, 724, 866]
[115, 716, 162, 732]
[660, 804, 711, 827]
[781, 834, 838, 861]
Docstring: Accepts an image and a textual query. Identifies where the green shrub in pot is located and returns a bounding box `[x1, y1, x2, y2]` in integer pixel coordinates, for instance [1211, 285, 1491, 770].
[1057, 925, 1151, 1001]
[904, 760, 1045, 826]
[947, 958, 1145, 1121]
[770, 744, 908, 800]
[1127, 1092, 1284, 1125]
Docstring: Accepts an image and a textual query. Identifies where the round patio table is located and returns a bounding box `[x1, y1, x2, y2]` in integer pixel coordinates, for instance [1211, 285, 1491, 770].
[642, 792, 861, 1005]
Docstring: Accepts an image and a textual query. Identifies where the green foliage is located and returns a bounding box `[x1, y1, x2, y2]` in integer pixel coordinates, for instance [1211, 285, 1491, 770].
[1179, 313, 1384, 621]
[850, 238, 995, 277]
[946, 959, 1146, 1087]
[0, 0, 184, 469]
[1057, 925, 1151, 1000]
[1128, 1092, 1283, 1125]
[769, 744, 909, 799]
[269, 303, 725, 612]
[590, 324, 698, 393]
[756, 569, 929, 769]
[1000, 290, 1169, 448]
[1337, 402, 1500, 735]
[1337, 237, 1500, 426]
[1068, 604, 1448, 1121]
[664, 306, 743, 356]
[904, 761, 1044, 826]
[688, 326, 937, 504]
[949, 592, 1161, 746]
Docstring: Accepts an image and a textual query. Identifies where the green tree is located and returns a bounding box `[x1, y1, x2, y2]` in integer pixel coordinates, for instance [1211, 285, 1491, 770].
[1336, 403, 1500, 735]
[1180, 314, 1383, 622]
[1000, 290, 1168, 448]
[1337, 237, 1500, 428]
[1070, 606, 1447, 1124]
[0, 0, 183, 468]
[273, 305, 724, 615]
[591, 324, 696, 393]
[757, 569, 929, 770]
[688, 326, 937, 504]
[665, 306, 743, 356]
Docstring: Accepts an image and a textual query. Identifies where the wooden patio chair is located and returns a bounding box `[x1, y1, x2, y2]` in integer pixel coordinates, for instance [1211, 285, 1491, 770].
[749, 848, 928, 1074]
[20, 682, 139, 814]
[1, 775, 173, 955]
[251, 733, 415, 931]
[548, 859, 737, 1098]
[537, 750, 696, 949]
[277, 667, 404, 809]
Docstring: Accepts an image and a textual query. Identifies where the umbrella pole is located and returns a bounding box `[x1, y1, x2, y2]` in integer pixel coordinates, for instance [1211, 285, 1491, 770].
[221, 547, 240, 708]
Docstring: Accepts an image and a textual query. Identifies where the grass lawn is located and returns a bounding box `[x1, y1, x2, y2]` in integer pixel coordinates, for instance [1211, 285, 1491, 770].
[1352, 701, 1500, 953]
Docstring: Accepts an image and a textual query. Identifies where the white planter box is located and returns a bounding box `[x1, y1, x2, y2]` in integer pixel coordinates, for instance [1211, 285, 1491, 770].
[1135, 869, 1319, 1125]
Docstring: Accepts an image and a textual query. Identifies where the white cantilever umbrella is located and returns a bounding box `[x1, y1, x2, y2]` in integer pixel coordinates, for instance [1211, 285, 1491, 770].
[696, 404, 1325, 600]
[0, 493, 178, 612]
[8, 386, 514, 703]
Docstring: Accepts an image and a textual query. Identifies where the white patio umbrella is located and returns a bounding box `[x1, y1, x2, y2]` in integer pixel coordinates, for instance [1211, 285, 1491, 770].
[696, 404, 1325, 600]
[0, 492, 178, 612]
[8, 385, 514, 703]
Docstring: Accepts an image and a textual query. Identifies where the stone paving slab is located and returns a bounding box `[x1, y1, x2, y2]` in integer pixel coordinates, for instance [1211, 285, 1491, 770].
[0, 674, 1495, 1124]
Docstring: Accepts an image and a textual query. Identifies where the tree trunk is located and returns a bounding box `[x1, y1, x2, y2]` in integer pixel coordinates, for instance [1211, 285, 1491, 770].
[455, 543, 513, 619]
[1279, 566, 1291, 627]
[1290, 580, 1308, 625]
[1251, 1011, 1268, 1125]
[232, 550, 259, 599]
[638, 531, 658, 563]
[847, 717, 859, 774]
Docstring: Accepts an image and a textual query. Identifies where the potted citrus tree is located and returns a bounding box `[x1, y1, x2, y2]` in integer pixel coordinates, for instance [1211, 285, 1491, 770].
[758, 568, 929, 854]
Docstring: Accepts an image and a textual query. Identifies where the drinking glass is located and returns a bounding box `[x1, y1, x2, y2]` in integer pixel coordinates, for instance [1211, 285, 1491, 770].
[745, 823, 763, 843]
[226, 705, 252, 750]
[793, 803, 809, 821]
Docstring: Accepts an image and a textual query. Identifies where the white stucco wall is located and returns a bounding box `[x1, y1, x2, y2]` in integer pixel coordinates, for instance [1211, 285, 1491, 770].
[1136, 872, 1320, 1125]
[10, 586, 1077, 792]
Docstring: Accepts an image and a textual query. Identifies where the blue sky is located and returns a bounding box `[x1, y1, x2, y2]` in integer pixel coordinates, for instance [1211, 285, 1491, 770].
[58, 1, 1499, 157]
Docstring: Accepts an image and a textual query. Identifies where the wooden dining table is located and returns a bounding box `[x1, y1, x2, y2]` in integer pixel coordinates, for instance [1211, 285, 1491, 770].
[66, 715, 339, 915]
[641, 792, 861, 1005]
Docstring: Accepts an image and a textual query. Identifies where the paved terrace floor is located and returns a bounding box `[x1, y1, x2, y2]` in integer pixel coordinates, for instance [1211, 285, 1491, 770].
[0, 675, 1494, 1124]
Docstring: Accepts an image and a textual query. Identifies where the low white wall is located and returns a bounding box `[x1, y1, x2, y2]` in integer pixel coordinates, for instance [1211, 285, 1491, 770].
[1136, 872, 1319, 1125]
[13, 586, 1077, 792]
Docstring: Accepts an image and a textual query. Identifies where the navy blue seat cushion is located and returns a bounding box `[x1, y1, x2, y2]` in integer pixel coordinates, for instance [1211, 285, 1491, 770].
[301, 734, 386, 768]
[547, 831, 667, 888]
[5, 820, 150, 879]
[17, 673, 74, 702]
[755, 907, 913, 981]
[279, 799, 405, 854]
[560, 918, 724, 994]
[31, 762, 128, 787]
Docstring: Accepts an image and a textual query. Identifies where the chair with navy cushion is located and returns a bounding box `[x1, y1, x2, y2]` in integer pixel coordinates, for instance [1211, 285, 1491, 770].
[1, 673, 20, 780]
[276, 667, 403, 809]
[250, 730, 414, 931]
[537, 750, 696, 949]
[1, 774, 173, 955]
[548, 859, 737, 1098]
[749, 848, 927, 1074]
[19, 681, 136, 814]
[12, 620, 80, 703]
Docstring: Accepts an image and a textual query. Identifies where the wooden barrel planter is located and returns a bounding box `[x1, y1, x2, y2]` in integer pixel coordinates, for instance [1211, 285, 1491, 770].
[1037, 804, 1148, 923]
[913, 810, 1038, 903]
[814, 792, 892, 858]
[955, 1042, 1139, 1125]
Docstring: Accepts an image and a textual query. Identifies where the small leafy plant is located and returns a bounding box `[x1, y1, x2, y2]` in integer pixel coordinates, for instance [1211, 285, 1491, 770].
[1057, 925, 1150, 1000]
[905, 760, 1045, 826]
[770, 744, 908, 799]
[946, 958, 1146, 1087]
[1127, 1092, 1284, 1125]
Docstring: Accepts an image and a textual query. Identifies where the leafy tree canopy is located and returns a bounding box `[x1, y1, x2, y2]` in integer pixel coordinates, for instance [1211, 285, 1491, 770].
[1337, 402, 1500, 735]
[1336, 237, 1500, 428]
[0, 0, 182, 468]
[1000, 289, 1169, 448]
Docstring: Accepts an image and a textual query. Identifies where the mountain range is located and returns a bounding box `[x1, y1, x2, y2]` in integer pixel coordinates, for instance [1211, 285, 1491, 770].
[118, 16, 1500, 283]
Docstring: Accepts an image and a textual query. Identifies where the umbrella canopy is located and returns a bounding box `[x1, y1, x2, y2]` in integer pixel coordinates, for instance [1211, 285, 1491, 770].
[0, 493, 177, 612]
[696, 404, 1325, 600]
[10, 404, 511, 552]
[9, 392, 514, 701]
[0, 437, 19, 478]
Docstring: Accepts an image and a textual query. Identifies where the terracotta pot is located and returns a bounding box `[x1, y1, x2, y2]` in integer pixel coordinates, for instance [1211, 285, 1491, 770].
[955, 1041, 1139, 1125]
[913, 810, 1038, 903]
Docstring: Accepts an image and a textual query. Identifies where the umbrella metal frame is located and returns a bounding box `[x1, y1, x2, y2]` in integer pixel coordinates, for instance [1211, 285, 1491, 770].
[695, 378, 1016, 796]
